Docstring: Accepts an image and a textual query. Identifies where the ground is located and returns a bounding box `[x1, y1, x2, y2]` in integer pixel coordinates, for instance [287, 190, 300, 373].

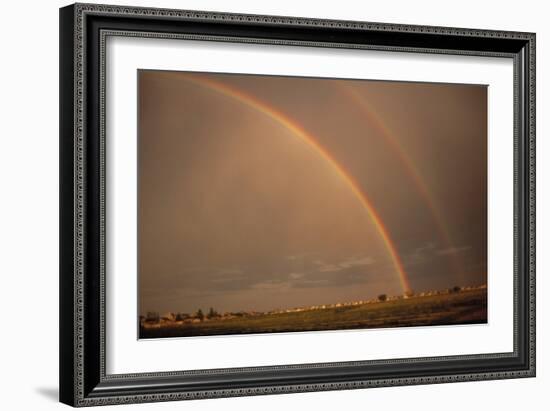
[140, 287, 487, 339]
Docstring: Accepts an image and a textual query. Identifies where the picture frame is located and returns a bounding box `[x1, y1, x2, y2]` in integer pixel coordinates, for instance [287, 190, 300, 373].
[59, 2, 535, 407]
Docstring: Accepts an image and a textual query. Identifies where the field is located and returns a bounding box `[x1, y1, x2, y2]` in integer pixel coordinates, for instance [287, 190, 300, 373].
[140, 287, 487, 339]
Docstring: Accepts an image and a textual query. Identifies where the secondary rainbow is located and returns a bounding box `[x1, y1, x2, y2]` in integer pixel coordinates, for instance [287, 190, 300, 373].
[340, 83, 462, 282]
[173, 73, 412, 294]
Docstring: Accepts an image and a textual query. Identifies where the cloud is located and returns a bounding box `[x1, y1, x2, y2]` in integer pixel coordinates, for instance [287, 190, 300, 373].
[250, 279, 290, 290]
[437, 246, 471, 255]
[403, 242, 439, 266]
[284, 252, 318, 261]
[291, 278, 331, 288]
[187, 254, 379, 295]
[314, 255, 375, 273]
[209, 268, 246, 284]
[316, 264, 341, 273]
[338, 256, 375, 268]
[217, 268, 244, 275]
[404, 242, 472, 266]
[285, 256, 381, 289]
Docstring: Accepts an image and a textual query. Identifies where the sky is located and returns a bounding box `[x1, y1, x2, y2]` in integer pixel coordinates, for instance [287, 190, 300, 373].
[138, 70, 487, 315]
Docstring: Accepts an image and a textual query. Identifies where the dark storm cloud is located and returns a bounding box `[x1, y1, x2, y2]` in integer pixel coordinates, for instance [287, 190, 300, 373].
[138, 70, 487, 314]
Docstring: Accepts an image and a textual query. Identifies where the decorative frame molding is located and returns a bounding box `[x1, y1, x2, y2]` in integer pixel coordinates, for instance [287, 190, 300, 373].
[60, 3, 535, 407]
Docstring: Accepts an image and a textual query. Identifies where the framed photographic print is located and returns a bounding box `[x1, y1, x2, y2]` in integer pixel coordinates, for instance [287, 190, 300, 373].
[59, 3, 536, 407]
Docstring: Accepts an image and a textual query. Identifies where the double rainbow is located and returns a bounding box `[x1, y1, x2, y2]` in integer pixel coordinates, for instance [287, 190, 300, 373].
[177, 73, 412, 294]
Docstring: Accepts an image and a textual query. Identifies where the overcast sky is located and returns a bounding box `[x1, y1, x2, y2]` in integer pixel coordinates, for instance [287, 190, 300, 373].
[138, 70, 487, 315]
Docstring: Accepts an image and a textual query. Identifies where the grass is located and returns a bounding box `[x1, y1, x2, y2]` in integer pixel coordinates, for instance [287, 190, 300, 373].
[140, 288, 487, 339]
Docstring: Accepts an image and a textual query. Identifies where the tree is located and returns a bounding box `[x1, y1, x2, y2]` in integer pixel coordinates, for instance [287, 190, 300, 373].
[146, 312, 159, 323]
[207, 307, 218, 319]
[175, 312, 188, 321]
[196, 309, 204, 321]
[377, 294, 387, 302]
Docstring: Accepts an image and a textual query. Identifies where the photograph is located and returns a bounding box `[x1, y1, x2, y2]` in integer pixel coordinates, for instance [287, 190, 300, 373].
[138, 70, 488, 339]
[56, 1, 536, 407]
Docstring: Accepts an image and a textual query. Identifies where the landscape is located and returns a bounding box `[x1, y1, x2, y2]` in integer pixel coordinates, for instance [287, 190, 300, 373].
[138, 70, 488, 339]
[140, 285, 487, 338]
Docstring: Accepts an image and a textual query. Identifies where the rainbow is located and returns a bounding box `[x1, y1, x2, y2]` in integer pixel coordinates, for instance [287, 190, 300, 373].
[340, 83, 461, 281]
[170, 72, 412, 294]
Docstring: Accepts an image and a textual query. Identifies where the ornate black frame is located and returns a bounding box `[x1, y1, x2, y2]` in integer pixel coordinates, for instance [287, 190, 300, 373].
[59, 3, 536, 407]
